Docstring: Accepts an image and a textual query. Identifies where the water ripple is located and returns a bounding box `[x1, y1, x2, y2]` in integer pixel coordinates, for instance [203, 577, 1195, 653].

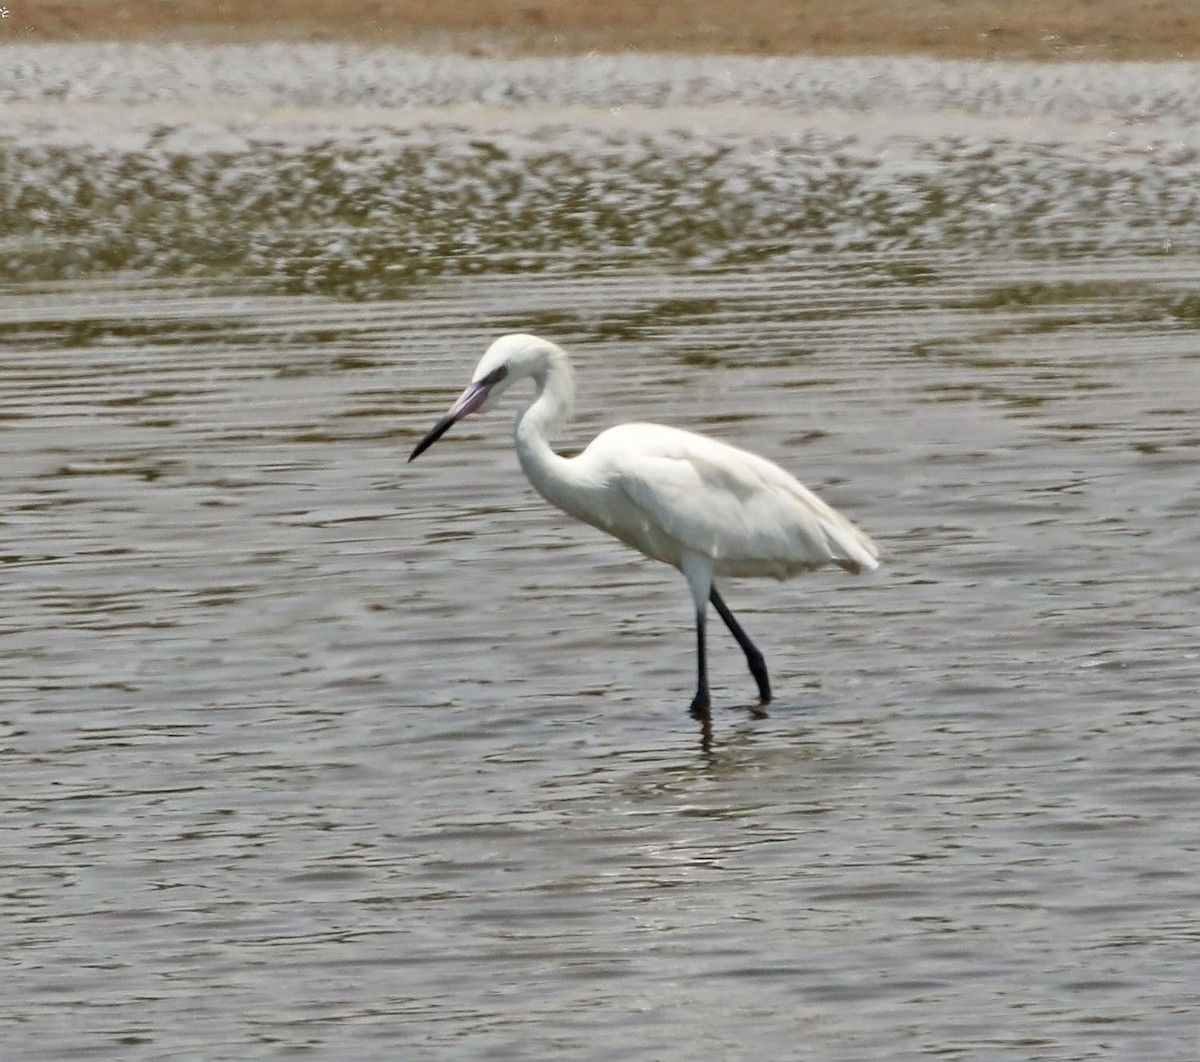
[2, 46, 1199, 1062]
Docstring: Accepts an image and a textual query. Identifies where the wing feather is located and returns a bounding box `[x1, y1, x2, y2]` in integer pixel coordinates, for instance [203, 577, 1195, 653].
[595, 424, 878, 578]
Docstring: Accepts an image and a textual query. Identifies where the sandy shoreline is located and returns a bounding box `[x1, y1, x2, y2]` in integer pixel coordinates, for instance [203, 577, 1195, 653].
[5, 0, 1200, 61]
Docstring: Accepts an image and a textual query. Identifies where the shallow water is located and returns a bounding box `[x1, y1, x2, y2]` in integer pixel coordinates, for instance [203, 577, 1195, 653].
[2, 46, 1199, 1061]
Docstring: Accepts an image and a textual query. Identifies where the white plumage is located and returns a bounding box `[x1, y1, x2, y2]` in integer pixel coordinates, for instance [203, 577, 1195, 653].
[410, 333, 879, 716]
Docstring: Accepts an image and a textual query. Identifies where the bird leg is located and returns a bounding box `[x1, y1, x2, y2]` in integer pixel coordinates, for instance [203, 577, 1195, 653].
[688, 605, 712, 718]
[709, 588, 772, 705]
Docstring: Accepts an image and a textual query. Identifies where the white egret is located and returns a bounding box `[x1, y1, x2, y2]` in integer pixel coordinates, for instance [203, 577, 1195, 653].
[409, 333, 879, 716]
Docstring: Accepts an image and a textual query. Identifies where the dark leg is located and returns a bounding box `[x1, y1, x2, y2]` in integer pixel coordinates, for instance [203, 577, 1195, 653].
[688, 606, 712, 718]
[710, 588, 772, 705]
[695, 707, 714, 754]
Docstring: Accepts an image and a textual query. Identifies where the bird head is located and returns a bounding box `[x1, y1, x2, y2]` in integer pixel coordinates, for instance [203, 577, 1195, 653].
[408, 334, 568, 461]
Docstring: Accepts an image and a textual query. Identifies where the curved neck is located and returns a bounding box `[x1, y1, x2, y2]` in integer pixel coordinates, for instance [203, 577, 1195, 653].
[513, 349, 577, 510]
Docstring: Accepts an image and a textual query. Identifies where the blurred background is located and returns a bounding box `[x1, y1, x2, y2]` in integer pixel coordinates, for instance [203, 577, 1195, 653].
[12, 0, 1200, 58]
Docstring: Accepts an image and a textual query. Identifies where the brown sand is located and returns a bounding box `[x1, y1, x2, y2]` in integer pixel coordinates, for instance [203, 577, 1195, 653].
[5, 0, 1200, 61]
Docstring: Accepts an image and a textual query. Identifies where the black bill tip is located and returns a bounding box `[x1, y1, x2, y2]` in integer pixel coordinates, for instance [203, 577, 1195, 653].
[408, 414, 457, 462]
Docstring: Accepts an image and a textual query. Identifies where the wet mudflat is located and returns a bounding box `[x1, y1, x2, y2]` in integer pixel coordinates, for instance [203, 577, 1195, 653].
[1, 46, 1198, 1060]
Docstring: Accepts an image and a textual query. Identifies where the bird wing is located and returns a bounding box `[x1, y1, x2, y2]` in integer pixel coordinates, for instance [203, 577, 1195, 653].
[608, 426, 878, 577]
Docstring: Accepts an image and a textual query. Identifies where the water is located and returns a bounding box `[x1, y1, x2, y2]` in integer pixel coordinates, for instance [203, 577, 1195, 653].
[2, 45, 1199, 1061]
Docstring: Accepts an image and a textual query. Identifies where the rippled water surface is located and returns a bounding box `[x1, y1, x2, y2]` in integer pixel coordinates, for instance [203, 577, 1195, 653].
[2, 46, 1199, 1061]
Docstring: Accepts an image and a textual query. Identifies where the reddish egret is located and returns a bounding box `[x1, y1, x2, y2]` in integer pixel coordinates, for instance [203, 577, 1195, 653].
[410, 333, 879, 716]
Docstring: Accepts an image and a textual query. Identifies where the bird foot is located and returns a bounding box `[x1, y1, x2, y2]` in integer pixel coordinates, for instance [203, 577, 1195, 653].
[688, 691, 712, 719]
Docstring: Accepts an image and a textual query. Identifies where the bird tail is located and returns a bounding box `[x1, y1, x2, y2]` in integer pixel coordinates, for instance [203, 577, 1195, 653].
[825, 520, 881, 575]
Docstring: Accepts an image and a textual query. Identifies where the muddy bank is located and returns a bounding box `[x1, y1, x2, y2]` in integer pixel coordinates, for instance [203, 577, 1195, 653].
[6, 0, 1200, 61]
